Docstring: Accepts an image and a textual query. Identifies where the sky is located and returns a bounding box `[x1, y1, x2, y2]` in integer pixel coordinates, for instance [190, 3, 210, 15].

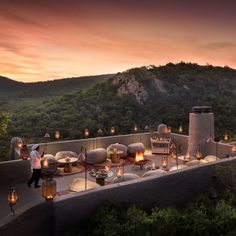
[0, 0, 236, 82]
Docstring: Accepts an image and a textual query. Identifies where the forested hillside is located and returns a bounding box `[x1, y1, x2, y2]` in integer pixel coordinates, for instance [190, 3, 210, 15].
[0, 62, 235, 160]
[0, 74, 112, 111]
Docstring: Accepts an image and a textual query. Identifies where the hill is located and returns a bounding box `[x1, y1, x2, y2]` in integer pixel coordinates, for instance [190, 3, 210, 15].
[0, 74, 113, 111]
[7, 63, 236, 137]
[1, 62, 236, 160]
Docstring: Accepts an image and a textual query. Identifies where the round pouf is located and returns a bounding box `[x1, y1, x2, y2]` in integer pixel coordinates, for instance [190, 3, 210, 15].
[127, 143, 145, 156]
[69, 178, 100, 192]
[107, 143, 128, 158]
[41, 154, 58, 177]
[204, 155, 219, 163]
[55, 151, 78, 161]
[112, 173, 140, 184]
[86, 148, 107, 164]
[169, 165, 188, 171]
[143, 169, 166, 177]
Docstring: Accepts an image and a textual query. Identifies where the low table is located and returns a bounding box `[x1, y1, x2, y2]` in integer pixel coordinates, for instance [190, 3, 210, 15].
[89, 169, 113, 186]
[58, 157, 78, 173]
[178, 155, 195, 163]
[108, 150, 123, 163]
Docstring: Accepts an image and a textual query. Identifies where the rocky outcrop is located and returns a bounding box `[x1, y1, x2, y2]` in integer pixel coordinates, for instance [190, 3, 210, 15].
[112, 73, 148, 104]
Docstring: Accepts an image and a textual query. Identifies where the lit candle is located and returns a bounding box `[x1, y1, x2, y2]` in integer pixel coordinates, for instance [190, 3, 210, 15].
[116, 166, 122, 178]
[55, 131, 60, 139]
[134, 125, 138, 132]
[84, 128, 89, 137]
[152, 162, 156, 170]
[110, 127, 115, 135]
[184, 153, 190, 161]
[105, 166, 110, 173]
[178, 125, 183, 134]
[224, 133, 229, 141]
[43, 158, 48, 168]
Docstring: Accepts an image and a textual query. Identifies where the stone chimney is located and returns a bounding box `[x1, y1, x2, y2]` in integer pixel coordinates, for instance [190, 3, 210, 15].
[187, 106, 214, 156]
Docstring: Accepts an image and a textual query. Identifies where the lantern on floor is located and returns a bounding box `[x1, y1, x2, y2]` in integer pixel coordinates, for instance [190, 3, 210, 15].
[21, 144, 29, 160]
[116, 166, 123, 178]
[110, 127, 115, 135]
[84, 128, 89, 138]
[7, 180, 18, 216]
[195, 146, 203, 160]
[42, 177, 57, 200]
[55, 131, 60, 140]
[161, 156, 168, 170]
[178, 125, 183, 134]
[223, 133, 229, 141]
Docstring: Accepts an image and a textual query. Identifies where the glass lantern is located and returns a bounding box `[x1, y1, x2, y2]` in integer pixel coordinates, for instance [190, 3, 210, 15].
[42, 178, 57, 200]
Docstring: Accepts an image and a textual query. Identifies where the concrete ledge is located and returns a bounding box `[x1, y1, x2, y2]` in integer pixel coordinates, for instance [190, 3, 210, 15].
[1, 157, 235, 235]
[0, 160, 31, 186]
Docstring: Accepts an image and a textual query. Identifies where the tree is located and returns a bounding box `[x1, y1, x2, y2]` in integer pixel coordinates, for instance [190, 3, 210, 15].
[0, 113, 10, 137]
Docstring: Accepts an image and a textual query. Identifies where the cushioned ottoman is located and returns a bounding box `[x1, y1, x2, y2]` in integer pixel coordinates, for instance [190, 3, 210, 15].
[204, 155, 219, 162]
[69, 178, 100, 192]
[169, 165, 188, 171]
[127, 143, 145, 156]
[112, 173, 140, 183]
[107, 143, 127, 158]
[143, 169, 166, 177]
[86, 148, 107, 164]
[41, 154, 58, 177]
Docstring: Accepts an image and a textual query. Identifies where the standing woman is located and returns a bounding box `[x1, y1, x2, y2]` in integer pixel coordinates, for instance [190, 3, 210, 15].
[27, 144, 44, 188]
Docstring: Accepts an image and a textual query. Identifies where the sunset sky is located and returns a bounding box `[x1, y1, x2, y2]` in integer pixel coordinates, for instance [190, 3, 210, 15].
[1, 0, 236, 82]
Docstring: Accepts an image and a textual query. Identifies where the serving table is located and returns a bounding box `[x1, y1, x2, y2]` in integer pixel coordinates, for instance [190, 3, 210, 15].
[58, 157, 78, 173]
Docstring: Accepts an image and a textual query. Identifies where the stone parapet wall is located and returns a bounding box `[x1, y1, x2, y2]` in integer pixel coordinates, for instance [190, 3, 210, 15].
[1, 157, 236, 235]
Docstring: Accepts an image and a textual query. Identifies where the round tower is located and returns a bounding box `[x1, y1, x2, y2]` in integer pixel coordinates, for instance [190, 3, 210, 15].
[187, 106, 214, 156]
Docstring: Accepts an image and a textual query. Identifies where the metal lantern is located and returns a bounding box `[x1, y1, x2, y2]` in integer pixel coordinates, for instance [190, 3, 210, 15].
[84, 128, 89, 138]
[44, 132, 50, 139]
[21, 144, 29, 160]
[223, 133, 229, 141]
[97, 128, 103, 135]
[161, 156, 168, 170]
[110, 127, 115, 135]
[42, 177, 57, 200]
[55, 131, 60, 140]
[7, 183, 19, 216]
[116, 165, 123, 178]
[178, 125, 183, 134]
[195, 146, 203, 160]
[17, 143, 23, 149]
[167, 126, 172, 133]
